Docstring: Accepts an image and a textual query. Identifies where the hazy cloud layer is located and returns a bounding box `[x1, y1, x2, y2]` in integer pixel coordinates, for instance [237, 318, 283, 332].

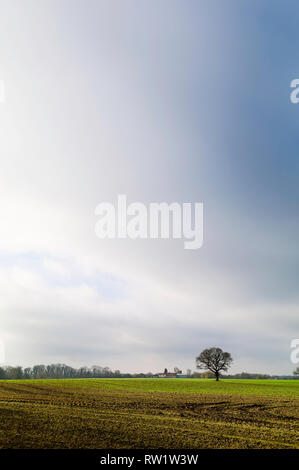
[0, 0, 298, 374]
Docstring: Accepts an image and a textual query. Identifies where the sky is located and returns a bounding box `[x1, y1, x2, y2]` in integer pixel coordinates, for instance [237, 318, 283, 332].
[0, 0, 298, 374]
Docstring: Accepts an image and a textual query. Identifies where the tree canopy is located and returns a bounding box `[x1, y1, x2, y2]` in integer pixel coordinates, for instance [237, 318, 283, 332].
[196, 347, 233, 381]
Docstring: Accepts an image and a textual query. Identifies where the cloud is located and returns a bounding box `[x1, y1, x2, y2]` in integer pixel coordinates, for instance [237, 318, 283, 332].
[0, 1, 297, 374]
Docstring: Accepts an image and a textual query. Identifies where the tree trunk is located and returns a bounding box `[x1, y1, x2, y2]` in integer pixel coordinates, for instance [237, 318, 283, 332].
[215, 371, 219, 381]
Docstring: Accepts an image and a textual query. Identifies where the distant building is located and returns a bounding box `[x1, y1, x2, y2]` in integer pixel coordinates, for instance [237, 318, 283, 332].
[158, 372, 177, 378]
[158, 368, 187, 378]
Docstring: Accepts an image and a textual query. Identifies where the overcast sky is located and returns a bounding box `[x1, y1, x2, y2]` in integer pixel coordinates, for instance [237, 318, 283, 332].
[0, 0, 298, 374]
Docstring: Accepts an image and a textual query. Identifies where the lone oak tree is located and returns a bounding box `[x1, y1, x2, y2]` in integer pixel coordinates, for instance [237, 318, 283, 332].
[196, 347, 233, 381]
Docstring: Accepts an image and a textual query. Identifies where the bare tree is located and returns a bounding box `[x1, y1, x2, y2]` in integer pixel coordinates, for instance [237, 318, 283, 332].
[196, 347, 233, 381]
[293, 367, 299, 376]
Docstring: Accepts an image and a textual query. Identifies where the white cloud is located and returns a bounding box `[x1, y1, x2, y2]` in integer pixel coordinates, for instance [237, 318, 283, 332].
[0, 1, 297, 375]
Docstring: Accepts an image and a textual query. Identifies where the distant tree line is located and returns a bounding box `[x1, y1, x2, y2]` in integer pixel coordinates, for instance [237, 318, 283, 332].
[0, 364, 298, 380]
[223, 372, 278, 379]
[0, 364, 155, 380]
[191, 371, 299, 379]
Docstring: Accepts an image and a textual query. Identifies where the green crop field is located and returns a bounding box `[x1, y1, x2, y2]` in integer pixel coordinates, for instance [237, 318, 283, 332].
[0, 378, 298, 449]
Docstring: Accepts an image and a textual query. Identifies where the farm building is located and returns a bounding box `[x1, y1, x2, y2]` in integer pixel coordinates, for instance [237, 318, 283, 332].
[158, 368, 186, 378]
[158, 372, 178, 378]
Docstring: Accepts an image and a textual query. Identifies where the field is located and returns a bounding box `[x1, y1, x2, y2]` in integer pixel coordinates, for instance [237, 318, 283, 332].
[0, 378, 298, 449]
